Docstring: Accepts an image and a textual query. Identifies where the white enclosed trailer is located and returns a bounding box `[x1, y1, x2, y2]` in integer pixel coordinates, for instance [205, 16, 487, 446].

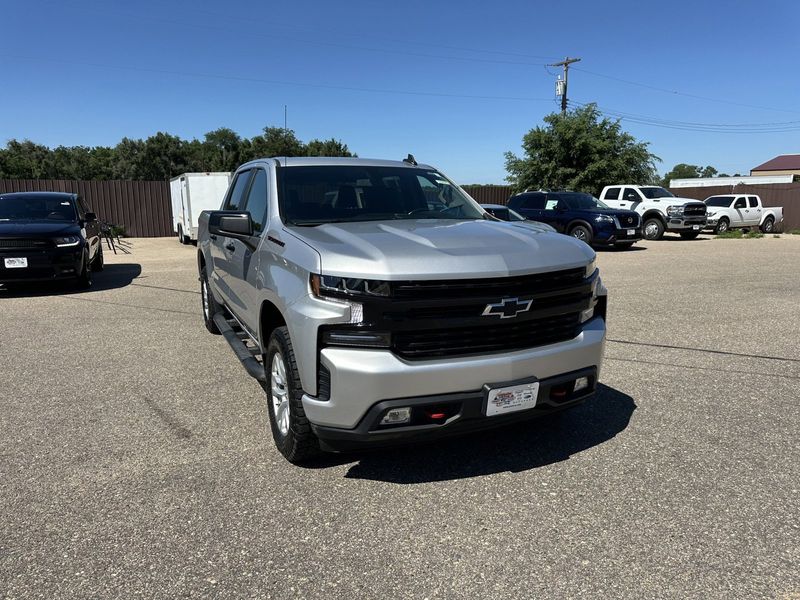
[170, 172, 231, 243]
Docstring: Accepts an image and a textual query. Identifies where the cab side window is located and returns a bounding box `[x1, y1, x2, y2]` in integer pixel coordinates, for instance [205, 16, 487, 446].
[544, 195, 560, 211]
[603, 187, 620, 200]
[622, 188, 640, 202]
[243, 169, 269, 234]
[748, 196, 759, 208]
[224, 170, 252, 211]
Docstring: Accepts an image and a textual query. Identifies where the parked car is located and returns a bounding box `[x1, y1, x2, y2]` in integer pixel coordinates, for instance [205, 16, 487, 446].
[599, 185, 707, 240]
[197, 157, 607, 463]
[507, 191, 642, 249]
[704, 194, 783, 234]
[0, 191, 102, 288]
[480, 203, 556, 233]
[170, 172, 232, 244]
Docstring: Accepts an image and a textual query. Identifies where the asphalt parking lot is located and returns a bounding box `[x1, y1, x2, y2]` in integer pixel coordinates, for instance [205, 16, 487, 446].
[1, 233, 799, 599]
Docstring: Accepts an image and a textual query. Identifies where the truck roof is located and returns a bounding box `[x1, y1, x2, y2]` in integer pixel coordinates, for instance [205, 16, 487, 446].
[240, 157, 436, 170]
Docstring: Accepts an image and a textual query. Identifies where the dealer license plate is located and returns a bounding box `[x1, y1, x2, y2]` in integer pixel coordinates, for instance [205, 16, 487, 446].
[485, 381, 539, 416]
[627, 229, 635, 236]
[4, 257, 28, 269]
[692, 225, 700, 230]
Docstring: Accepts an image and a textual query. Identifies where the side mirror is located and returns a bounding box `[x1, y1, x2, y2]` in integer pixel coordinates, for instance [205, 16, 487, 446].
[208, 211, 253, 238]
[84, 212, 97, 222]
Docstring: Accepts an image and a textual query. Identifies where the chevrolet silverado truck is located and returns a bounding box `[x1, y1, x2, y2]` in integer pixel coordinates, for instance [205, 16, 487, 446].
[197, 157, 607, 463]
[599, 185, 707, 240]
[704, 194, 783, 234]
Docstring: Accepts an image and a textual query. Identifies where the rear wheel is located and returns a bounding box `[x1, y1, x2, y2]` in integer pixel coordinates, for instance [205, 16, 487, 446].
[714, 218, 730, 234]
[760, 217, 775, 233]
[569, 224, 593, 245]
[200, 267, 221, 334]
[265, 326, 320, 464]
[178, 225, 187, 244]
[679, 231, 700, 240]
[642, 218, 665, 240]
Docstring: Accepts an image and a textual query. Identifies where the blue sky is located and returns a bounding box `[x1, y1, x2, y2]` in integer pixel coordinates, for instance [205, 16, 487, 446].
[1, 0, 798, 183]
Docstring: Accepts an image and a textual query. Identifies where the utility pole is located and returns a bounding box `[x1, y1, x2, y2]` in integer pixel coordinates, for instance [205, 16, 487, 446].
[550, 57, 581, 114]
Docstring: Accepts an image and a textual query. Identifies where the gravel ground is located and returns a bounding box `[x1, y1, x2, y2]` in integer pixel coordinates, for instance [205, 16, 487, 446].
[1, 234, 798, 599]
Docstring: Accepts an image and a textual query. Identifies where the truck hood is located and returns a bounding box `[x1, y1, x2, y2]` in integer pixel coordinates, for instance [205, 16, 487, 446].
[286, 219, 595, 280]
[0, 221, 80, 236]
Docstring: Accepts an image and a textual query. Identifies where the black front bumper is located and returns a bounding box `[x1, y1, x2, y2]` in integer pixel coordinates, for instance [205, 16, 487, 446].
[0, 248, 83, 284]
[312, 367, 597, 452]
[594, 227, 643, 245]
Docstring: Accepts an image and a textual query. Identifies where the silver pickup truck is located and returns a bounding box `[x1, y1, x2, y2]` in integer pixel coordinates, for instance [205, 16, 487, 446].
[197, 157, 607, 463]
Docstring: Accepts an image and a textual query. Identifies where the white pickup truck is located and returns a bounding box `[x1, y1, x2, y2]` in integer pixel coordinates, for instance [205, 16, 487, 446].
[704, 194, 783, 234]
[599, 185, 707, 240]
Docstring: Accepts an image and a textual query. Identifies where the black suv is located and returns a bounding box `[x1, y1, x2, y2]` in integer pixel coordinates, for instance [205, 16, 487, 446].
[0, 192, 103, 288]
[508, 191, 642, 249]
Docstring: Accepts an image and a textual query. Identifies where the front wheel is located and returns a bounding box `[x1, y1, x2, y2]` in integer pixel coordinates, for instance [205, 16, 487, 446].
[569, 224, 593, 245]
[714, 218, 730, 234]
[75, 252, 92, 289]
[178, 225, 187, 245]
[760, 217, 775, 233]
[91, 244, 104, 271]
[200, 268, 221, 334]
[265, 326, 320, 464]
[642, 218, 665, 240]
[679, 231, 700, 240]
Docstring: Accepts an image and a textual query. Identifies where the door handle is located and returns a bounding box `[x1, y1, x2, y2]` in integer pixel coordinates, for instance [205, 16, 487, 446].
[225, 243, 236, 252]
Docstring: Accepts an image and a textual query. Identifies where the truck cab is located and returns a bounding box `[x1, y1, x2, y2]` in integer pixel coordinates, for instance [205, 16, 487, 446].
[599, 185, 707, 240]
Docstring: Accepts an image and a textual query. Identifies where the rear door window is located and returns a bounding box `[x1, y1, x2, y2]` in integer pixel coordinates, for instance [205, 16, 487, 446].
[520, 193, 546, 209]
[603, 187, 620, 200]
[748, 196, 759, 208]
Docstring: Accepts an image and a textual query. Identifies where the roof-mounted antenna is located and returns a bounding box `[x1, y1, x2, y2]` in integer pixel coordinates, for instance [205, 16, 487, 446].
[403, 153, 418, 166]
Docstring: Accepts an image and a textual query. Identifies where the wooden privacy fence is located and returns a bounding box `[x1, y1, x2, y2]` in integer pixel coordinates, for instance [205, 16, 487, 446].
[669, 182, 800, 232]
[461, 185, 514, 205]
[0, 179, 172, 237]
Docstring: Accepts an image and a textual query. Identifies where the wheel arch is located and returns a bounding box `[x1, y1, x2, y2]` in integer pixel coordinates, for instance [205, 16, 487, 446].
[641, 210, 666, 225]
[567, 219, 594, 234]
[259, 299, 287, 350]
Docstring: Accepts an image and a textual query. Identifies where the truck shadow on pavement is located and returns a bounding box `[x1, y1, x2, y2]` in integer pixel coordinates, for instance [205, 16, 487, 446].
[337, 384, 635, 483]
[0, 263, 142, 297]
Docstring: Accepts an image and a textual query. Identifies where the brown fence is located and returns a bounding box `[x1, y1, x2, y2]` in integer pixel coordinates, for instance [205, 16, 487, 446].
[669, 183, 800, 232]
[462, 185, 514, 205]
[0, 179, 172, 237]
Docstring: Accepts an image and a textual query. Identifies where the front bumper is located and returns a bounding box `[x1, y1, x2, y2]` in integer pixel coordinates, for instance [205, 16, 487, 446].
[0, 247, 83, 284]
[312, 367, 597, 451]
[594, 227, 642, 245]
[666, 217, 707, 231]
[302, 315, 606, 435]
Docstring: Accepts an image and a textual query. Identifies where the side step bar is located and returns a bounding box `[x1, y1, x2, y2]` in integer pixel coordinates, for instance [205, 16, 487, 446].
[212, 312, 267, 383]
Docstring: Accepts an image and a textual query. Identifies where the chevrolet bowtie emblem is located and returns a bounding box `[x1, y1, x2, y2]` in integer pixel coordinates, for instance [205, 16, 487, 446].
[482, 297, 533, 319]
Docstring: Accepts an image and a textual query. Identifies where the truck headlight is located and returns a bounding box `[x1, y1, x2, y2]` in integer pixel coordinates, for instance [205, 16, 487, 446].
[666, 205, 684, 217]
[310, 274, 391, 298]
[584, 258, 596, 278]
[53, 235, 81, 247]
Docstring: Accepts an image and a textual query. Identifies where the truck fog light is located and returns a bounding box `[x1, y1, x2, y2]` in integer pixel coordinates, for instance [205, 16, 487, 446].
[380, 407, 412, 425]
[580, 307, 594, 323]
[574, 377, 589, 392]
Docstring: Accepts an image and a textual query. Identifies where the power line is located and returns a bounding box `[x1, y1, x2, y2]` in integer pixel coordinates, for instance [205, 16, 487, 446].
[0, 54, 555, 104]
[549, 57, 581, 114]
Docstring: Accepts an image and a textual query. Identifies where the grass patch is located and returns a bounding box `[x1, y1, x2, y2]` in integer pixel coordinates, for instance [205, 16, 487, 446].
[717, 229, 743, 239]
[788, 229, 800, 235]
[744, 230, 764, 239]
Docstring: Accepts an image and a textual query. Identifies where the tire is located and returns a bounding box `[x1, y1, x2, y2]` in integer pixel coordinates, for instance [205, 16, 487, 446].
[75, 251, 92, 289]
[200, 267, 222, 335]
[569, 224, 593, 245]
[642, 217, 665, 240]
[91, 244, 104, 272]
[615, 242, 635, 250]
[178, 225, 187, 245]
[265, 326, 320, 464]
[679, 231, 700, 240]
[714, 218, 730, 235]
[760, 217, 775, 233]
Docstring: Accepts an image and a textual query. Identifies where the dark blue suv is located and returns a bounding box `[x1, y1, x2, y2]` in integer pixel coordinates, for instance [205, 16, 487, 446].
[508, 191, 642, 249]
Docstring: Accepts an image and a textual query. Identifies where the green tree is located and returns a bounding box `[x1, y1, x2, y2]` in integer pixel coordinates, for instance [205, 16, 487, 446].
[304, 138, 354, 157]
[661, 163, 720, 186]
[250, 126, 305, 158]
[202, 127, 244, 171]
[0, 140, 52, 178]
[504, 104, 660, 194]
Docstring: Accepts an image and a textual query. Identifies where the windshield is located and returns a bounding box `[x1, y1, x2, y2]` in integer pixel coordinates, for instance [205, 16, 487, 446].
[508, 208, 526, 221]
[0, 195, 77, 222]
[560, 193, 609, 210]
[705, 196, 734, 207]
[640, 186, 674, 199]
[278, 165, 484, 225]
